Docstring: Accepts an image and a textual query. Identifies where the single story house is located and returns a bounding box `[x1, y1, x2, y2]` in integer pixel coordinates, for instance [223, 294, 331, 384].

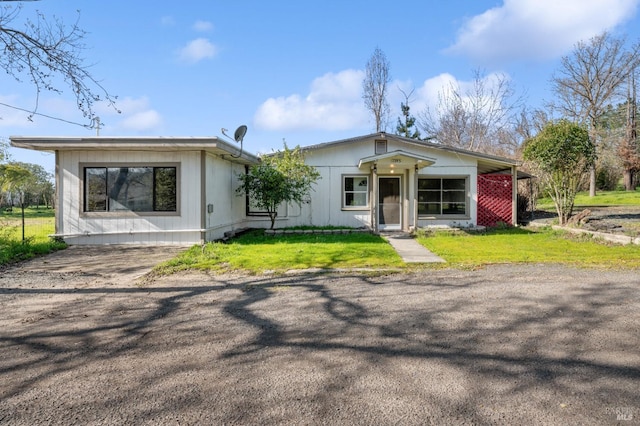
[10, 136, 259, 245]
[10, 132, 518, 245]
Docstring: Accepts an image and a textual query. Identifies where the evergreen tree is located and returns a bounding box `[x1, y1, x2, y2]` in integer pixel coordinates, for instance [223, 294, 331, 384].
[396, 101, 421, 139]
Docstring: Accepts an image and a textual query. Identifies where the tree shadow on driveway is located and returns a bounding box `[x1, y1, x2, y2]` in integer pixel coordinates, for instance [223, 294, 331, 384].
[1, 266, 639, 424]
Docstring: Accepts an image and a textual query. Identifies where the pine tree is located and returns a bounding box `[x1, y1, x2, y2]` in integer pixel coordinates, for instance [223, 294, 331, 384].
[396, 102, 421, 139]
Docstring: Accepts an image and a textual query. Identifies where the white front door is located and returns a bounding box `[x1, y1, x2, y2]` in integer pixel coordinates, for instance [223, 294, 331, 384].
[378, 176, 401, 231]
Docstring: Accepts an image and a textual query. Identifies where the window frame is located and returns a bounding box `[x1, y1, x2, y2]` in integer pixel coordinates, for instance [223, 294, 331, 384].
[342, 174, 369, 210]
[417, 175, 470, 219]
[80, 162, 180, 217]
[375, 139, 388, 154]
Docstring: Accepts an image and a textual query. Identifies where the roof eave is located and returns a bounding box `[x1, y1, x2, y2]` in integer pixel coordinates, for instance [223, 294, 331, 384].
[301, 132, 519, 167]
[9, 136, 260, 165]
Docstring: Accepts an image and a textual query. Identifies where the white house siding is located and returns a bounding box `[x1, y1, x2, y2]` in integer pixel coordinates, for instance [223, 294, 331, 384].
[271, 165, 372, 230]
[287, 136, 488, 230]
[57, 150, 203, 245]
[203, 153, 250, 241]
[298, 141, 375, 229]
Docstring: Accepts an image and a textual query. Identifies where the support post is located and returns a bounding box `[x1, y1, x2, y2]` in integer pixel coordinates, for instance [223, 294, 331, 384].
[512, 165, 518, 226]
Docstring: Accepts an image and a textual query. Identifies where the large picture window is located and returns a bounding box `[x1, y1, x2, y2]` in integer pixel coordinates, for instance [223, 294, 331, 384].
[343, 175, 369, 208]
[418, 177, 468, 216]
[84, 166, 177, 213]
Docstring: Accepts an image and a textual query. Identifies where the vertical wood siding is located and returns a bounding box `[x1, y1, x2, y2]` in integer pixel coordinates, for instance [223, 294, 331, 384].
[204, 154, 250, 241]
[59, 150, 202, 245]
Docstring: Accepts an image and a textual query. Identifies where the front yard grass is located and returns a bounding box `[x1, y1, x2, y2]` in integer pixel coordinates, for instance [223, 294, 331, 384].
[154, 226, 640, 276]
[416, 226, 640, 269]
[537, 189, 640, 209]
[154, 230, 405, 275]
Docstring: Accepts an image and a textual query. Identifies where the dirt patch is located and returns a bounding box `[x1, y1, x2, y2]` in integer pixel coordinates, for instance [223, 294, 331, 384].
[578, 207, 640, 236]
[10, 245, 189, 285]
[530, 206, 640, 236]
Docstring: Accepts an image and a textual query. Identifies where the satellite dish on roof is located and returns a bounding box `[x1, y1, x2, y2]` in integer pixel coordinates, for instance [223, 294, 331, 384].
[221, 125, 248, 158]
[234, 125, 247, 143]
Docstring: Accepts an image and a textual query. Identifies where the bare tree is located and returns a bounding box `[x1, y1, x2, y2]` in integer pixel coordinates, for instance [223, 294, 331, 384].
[419, 69, 522, 156]
[0, 4, 118, 124]
[551, 31, 640, 196]
[362, 47, 391, 133]
[619, 72, 640, 190]
[395, 87, 421, 139]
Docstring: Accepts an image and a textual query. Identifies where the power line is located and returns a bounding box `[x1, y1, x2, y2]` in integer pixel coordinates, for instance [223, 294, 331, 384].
[0, 101, 95, 129]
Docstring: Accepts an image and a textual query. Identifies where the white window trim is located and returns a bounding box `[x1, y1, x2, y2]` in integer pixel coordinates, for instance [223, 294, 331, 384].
[342, 174, 369, 210]
[417, 175, 470, 219]
[80, 162, 181, 218]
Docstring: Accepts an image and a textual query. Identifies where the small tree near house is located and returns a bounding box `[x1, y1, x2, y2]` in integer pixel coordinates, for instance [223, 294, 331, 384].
[523, 119, 595, 225]
[236, 144, 321, 230]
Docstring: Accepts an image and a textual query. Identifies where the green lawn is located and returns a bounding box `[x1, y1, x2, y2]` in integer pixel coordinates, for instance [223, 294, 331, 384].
[416, 227, 640, 269]
[3, 204, 639, 273]
[153, 226, 640, 276]
[538, 189, 640, 209]
[0, 207, 56, 242]
[154, 230, 406, 275]
[0, 207, 64, 265]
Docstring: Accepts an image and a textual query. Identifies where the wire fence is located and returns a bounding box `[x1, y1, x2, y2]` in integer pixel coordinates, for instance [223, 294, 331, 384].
[0, 206, 55, 243]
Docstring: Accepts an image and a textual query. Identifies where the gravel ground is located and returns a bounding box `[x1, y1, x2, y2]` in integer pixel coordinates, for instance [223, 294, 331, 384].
[529, 206, 640, 237]
[1, 248, 639, 425]
[578, 207, 640, 236]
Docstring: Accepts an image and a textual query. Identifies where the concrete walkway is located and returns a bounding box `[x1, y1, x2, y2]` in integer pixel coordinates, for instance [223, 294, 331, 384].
[382, 233, 446, 263]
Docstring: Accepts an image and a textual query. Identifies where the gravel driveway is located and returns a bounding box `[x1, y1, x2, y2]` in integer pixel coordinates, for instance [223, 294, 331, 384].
[1, 247, 639, 425]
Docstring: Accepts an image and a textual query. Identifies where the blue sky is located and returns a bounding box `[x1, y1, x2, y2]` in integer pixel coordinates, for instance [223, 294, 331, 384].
[3, 0, 640, 173]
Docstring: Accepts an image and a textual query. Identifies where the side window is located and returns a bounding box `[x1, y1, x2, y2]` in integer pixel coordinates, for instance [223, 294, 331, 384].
[84, 166, 177, 213]
[154, 167, 177, 211]
[85, 167, 108, 211]
[343, 175, 369, 208]
[417, 177, 468, 216]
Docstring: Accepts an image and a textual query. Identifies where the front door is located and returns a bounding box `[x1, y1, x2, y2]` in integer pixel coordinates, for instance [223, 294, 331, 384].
[378, 177, 401, 231]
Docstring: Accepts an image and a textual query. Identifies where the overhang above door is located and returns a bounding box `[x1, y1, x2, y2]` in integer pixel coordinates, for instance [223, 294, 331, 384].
[358, 150, 436, 174]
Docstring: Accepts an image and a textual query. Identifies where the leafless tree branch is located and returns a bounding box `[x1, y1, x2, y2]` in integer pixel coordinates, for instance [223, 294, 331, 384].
[0, 5, 118, 124]
[362, 47, 391, 133]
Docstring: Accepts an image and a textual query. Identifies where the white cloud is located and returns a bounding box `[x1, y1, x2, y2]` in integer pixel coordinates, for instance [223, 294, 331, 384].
[177, 38, 217, 64]
[193, 20, 213, 32]
[160, 16, 175, 27]
[390, 72, 514, 127]
[0, 94, 162, 135]
[108, 96, 150, 113]
[446, 0, 640, 63]
[120, 110, 163, 131]
[390, 75, 458, 117]
[254, 69, 517, 133]
[109, 96, 163, 132]
[254, 69, 368, 131]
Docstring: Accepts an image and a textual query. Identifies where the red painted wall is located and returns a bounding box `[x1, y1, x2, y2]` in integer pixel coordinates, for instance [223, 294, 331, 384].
[477, 175, 512, 227]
